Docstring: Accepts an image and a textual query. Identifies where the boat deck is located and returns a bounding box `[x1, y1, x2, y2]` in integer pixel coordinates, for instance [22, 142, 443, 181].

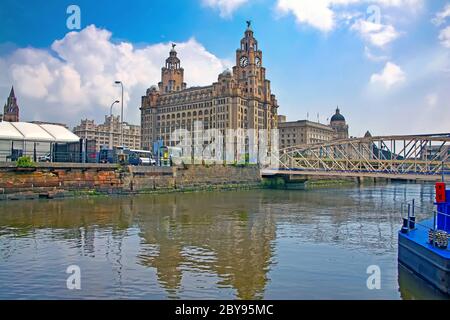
[399, 218, 450, 259]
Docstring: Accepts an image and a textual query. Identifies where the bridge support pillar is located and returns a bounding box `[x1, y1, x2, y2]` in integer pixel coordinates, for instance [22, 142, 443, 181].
[356, 176, 377, 185]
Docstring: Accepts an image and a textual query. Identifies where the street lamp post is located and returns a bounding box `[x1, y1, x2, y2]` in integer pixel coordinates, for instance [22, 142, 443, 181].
[110, 100, 120, 116]
[114, 81, 124, 147]
[109, 100, 120, 149]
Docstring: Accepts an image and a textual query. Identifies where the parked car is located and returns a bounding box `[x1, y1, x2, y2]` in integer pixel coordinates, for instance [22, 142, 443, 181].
[139, 157, 156, 166]
[38, 153, 51, 162]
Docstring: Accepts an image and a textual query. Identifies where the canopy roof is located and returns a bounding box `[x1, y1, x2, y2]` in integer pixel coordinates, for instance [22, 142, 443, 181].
[0, 122, 79, 143]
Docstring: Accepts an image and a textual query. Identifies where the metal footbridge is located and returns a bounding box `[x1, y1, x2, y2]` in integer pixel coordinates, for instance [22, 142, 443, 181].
[263, 134, 450, 181]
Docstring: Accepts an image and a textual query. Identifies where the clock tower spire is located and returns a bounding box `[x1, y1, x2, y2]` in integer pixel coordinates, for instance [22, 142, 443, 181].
[233, 21, 267, 99]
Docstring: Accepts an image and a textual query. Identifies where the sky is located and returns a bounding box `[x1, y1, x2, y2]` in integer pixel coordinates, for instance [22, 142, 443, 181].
[0, 0, 449, 137]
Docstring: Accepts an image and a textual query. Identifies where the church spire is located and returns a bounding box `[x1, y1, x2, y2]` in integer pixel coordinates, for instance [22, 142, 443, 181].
[3, 85, 19, 122]
[9, 86, 15, 98]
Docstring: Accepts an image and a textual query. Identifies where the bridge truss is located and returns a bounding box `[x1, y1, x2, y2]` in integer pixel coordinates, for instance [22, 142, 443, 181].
[273, 134, 450, 178]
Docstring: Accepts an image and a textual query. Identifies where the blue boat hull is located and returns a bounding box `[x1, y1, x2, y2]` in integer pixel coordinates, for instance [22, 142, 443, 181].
[398, 219, 450, 295]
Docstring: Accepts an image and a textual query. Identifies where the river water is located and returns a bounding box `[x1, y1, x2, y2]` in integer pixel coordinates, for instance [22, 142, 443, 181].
[0, 183, 448, 300]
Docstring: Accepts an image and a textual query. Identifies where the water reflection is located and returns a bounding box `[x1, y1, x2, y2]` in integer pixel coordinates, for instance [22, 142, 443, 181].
[132, 193, 276, 299]
[0, 183, 446, 299]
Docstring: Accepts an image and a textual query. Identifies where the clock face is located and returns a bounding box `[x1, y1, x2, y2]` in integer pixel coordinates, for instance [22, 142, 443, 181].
[240, 56, 249, 67]
[255, 57, 261, 67]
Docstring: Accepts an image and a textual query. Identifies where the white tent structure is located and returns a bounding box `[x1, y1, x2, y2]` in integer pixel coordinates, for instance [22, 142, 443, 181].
[0, 122, 80, 162]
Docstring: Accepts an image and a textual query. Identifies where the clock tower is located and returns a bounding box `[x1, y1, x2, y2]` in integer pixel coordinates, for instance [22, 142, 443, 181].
[232, 21, 278, 134]
[233, 21, 268, 99]
[158, 44, 187, 93]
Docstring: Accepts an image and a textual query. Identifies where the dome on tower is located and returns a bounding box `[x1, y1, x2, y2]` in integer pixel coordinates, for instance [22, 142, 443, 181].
[330, 107, 345, 122]
[221, 69, 232, 77]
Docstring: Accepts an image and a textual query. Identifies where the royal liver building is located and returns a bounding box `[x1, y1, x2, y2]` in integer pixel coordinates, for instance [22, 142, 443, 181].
[140, 23, 279, 162]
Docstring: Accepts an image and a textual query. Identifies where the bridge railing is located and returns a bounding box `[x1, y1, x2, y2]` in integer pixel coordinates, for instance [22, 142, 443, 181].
[274, 134, 450, 177]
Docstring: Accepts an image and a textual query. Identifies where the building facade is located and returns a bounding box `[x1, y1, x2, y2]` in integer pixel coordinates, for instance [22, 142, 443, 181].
[278, 108, 349, 149]
[140, 23, 279, 156]
[73, 115, 141, 151]
[278, 120, 336, 149]
[2, 86, 19, 122]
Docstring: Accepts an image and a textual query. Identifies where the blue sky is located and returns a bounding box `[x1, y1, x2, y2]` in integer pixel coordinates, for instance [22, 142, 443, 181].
[0, 0, 449, 136]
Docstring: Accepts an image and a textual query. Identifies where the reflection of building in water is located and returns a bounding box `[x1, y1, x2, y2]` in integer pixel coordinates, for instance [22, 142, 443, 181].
[135, 193, 276, 299]
[1, 185, 438, 299]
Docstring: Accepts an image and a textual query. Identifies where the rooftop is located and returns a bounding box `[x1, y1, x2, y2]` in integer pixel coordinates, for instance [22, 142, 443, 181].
[278, 120, 335, 131]
[0, 121, 80, 142]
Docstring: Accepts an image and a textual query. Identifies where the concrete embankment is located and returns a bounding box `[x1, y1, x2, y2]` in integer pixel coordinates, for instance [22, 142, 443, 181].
[0, 163, 262, 201]
[261, 174, 396, 190]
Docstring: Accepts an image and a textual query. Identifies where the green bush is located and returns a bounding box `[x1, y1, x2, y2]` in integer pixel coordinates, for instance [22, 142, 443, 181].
[17, 156, 35, 168]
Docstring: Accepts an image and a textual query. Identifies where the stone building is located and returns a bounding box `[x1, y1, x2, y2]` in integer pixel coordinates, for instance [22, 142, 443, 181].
[140, 23, 279, 157]
[278, 108, 349, 149]
[73, 115, 141, 151]
[278, 120, 336, 149]
[277, 115, 286, 123]
[2, 86, 19, 122]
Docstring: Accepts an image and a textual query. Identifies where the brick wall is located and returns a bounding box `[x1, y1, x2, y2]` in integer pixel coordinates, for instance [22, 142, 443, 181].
[0, 164, 262, 200]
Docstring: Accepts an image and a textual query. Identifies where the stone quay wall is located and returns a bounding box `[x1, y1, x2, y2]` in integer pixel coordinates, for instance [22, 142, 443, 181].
[0, 163, 262, 200]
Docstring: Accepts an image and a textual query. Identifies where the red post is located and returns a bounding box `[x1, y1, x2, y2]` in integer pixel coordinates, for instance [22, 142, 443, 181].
[436, 182, 446, 203]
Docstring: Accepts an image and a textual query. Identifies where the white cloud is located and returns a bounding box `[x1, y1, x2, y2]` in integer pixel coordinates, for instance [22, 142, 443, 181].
[351, 19, 399, 47]
[275, 0, 360, 32]
[370, 61, 406, 88]
[0, 25, 231, 125]
[432, 3, 450, 26]
[202, 0, 249, 18]
[439, 25, 450, 48]
[275, 0, 422, 32]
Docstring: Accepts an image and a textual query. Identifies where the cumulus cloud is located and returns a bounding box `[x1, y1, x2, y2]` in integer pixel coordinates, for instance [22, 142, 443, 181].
[0, 25, 231, 126]
[439, 25, 450, 48]
[370, 62, 405, 88]
[351, 19, 399, 47]
[275, 0, 360, 32]
[202, 0, 249, 18]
